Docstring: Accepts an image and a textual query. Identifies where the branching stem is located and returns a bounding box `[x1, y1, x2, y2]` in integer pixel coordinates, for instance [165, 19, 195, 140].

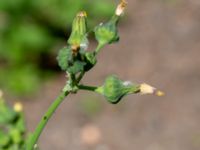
[78, 84, 98, 91]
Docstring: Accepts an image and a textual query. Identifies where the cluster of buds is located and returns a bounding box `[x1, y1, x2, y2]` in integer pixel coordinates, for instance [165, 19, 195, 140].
[57, 11, 96, 77]
[57, 0, 164, 100]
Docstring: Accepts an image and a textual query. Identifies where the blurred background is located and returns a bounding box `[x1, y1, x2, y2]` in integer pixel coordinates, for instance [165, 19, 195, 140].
[1, 0, 200, 149]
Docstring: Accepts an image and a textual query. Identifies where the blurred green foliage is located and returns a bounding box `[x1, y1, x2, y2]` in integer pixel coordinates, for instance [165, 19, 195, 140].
[0, 0, 114, 96]
[0, 97, 26, 149]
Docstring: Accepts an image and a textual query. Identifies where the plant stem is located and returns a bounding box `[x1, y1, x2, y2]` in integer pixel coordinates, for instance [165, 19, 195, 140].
[27, 90, 69, 150]
[94, 43, 105, 55]
[78, 84, 98, 91]
[77, 71, 85, 83]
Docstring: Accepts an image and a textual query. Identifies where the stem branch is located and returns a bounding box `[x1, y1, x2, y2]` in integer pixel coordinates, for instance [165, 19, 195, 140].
[94, 43, 105, 55]
[78, 84, 98, 91]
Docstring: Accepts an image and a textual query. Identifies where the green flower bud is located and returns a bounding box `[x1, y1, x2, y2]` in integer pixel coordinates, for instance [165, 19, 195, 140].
[96, 75, 140, 104]
[68, 11, 88, 48]
[94, 0, 127, 46]
[94, 16, 119, 46]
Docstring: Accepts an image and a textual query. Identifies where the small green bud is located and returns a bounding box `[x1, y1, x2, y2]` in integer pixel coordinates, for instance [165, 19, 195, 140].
[94, 17, 119, 46]
[96, 75, 139, 104]
[68, 11, 88, 48]
[94, 0, 127, 46]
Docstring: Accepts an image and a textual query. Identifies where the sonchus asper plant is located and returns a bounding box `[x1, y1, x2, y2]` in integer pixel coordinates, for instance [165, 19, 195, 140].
[27, 0, 164, 149]
[0, 91, 27, 150]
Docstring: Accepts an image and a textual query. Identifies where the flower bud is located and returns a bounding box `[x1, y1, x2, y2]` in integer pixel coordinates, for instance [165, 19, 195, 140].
[94, 1, 127, 46]
[68, 11, 88, 48]
[96, 75, 139, 104]
[94, 17, 119, 46]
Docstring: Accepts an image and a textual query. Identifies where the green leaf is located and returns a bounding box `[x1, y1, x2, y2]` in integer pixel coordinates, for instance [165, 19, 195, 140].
[67, 61, 86, 74]
[0, 99, 17, 124]
[9, 128, 22, 144]
[84, 52, 97, 71]
[0, 131, 10, 147]
[15, 114, 26, 133]
[57, 47, 73, 71]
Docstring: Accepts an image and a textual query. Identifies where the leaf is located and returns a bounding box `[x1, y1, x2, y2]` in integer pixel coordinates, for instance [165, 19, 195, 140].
[67, 61, 86, 74]
[0, 131, 10, 147]
[84, 52, 97, 71]
[57, 47, 73, 71]
[0, 99, 17, 124]
[9, 128, 22, 144]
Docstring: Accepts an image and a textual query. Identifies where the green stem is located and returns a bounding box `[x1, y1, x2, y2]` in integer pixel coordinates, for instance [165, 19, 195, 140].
[94, 43, 105, 55]
[27, 90, 69, 150]
[77, 71, 85, 83]
[78, 84, 98, 91]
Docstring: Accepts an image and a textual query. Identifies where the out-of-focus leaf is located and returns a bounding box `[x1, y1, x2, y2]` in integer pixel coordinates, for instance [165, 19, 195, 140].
[0, 131, 10, 147]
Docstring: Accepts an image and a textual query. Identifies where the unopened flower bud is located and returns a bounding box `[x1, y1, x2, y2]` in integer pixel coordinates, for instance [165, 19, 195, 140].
[68, 11, 88, 48]
[94, 19, 119, 46]
[94, 1, 127, 47]
[96, 75, 139, 104]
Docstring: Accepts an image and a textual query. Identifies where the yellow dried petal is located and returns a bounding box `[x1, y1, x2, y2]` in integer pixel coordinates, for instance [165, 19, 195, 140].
[115, 0, 127, 16]
[156, 90, 165, 97]
[140, 83, 156, 95]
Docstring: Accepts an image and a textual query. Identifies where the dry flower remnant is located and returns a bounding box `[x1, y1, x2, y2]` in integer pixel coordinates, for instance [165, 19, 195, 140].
[27, 1, 164, 149]
[115, 0, 127, 16]
[140, 83, 165, 96]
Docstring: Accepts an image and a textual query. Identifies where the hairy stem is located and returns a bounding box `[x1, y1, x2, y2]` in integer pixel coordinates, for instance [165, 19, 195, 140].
[27, 90, 69, 150]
